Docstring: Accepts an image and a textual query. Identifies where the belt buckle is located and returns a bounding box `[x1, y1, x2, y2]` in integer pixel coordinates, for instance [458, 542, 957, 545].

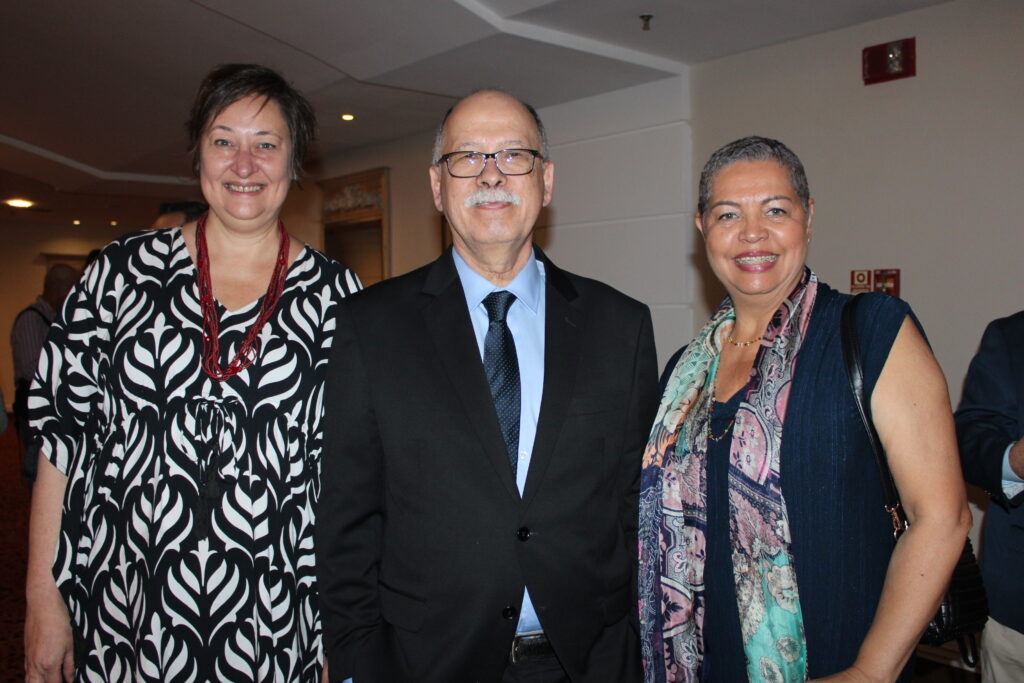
[510, 632, 545, 665]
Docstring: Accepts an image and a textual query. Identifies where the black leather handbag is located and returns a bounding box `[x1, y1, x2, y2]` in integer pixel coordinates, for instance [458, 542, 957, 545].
[840, 294, 988, 667]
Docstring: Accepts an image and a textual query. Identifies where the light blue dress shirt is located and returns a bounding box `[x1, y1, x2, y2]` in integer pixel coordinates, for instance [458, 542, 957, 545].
[1002, 442, 1024, 497]
[453, 248, 546, 634]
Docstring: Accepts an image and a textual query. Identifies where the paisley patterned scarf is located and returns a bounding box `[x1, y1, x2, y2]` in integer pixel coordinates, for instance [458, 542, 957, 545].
[638, 270, 818, 682]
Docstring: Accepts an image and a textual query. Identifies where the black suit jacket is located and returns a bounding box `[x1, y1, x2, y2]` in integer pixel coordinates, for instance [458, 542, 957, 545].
[317, 248, 659, 682]
[955, 310, 1024, 634]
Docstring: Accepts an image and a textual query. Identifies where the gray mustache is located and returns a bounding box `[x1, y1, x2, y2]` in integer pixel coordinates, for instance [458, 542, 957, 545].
[464, 189, 522, 207]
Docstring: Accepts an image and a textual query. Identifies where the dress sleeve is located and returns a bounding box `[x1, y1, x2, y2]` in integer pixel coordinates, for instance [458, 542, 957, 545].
[28, 252, 114, 476]
[854, 292, 916, 405]
[340, 266, 363, 296]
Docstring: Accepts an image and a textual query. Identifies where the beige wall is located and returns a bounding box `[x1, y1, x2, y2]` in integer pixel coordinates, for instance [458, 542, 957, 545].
[536, 76, 695, 368]
[690, 0, 1024, 400]
[319, 131, 441, 279]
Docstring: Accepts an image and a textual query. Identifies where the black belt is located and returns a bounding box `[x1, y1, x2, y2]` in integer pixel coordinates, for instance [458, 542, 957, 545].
[509, 632, 554, 664]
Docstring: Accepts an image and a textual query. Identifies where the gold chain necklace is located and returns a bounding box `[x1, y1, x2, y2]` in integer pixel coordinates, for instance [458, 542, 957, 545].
[707, 382, 735, 442]
[726, 334, 762, 347]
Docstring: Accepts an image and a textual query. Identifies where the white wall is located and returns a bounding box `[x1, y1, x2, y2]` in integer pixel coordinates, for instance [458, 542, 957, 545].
[690, 0, 1024, 401]
[537, 76, 695, 368]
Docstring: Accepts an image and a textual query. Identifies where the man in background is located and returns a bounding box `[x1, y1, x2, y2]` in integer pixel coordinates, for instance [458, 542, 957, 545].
[10, 264, 78, 482]
[956, 310, 1024, 681]
[150, 200, 207, 229]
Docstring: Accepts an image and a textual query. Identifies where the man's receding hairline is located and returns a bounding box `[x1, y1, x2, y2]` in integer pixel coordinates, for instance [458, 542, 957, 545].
[442, 93, 537, 145]
[432, 89, 549, 164]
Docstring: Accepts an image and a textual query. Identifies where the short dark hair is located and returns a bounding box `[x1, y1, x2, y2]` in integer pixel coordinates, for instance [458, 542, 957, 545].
[431, 89, 550, 165]
[697, 136, 810, 220]
[186, 64, 316, 179]
[157, 200, 208, 223]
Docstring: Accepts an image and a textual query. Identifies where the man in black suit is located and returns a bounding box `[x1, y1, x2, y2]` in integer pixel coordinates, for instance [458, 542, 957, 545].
[317, 90, 658, 682]
[956, 311, 1024, 681]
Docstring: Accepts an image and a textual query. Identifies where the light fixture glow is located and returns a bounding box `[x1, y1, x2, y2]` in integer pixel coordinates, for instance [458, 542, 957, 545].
[340, 114, 355, 121]
[72, 219, 81, 226]
[5, 198, 34, 208]
[110, 220, 118, 226]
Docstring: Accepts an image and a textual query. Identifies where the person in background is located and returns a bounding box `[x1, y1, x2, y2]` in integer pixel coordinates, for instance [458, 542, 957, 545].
[0, 387, 7, 435]
[10, 263, 78, 482]
[638, 136, 970, 682]
[150, 199, 209, 230]
[956, 311, 1024, 682]
[317, 89, 659, 683]
[24, 63, 360, 682]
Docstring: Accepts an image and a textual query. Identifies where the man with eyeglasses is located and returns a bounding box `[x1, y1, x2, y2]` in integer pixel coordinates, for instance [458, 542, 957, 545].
[318, 90, 658, 683]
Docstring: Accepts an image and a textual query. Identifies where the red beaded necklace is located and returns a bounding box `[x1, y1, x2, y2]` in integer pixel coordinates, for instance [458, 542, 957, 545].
[194, 212, 290, 381]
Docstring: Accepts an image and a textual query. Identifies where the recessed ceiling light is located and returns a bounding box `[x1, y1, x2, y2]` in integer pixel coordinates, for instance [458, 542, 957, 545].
[110, 220, 118, 226]
[5, 198, 34, 208]
[340, 114, 355, 121]
[72, 219, 81, 226]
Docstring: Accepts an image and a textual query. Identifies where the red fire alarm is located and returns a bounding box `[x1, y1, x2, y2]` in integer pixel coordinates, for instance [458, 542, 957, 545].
[873, 269, 900, 297]
[863, 38, 916, 85]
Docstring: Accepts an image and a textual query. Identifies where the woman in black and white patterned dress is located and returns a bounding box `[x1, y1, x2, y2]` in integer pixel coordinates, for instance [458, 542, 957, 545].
[24, 64, 360, 682]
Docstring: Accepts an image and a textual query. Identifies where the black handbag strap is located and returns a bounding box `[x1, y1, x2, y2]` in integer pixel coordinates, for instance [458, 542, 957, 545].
[840, 294, 907, 539]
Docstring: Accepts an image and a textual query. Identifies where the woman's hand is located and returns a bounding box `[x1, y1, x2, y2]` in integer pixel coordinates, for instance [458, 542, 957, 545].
[24, 579, 74, 682]
[25, 455, 74, 682]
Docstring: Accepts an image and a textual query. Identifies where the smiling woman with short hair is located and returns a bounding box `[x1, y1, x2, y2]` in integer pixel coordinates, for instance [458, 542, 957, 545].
[638, 136, 970, 683]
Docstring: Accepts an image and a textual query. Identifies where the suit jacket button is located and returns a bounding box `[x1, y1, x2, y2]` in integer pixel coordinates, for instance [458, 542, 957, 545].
[516, 526, 531, 541]
[502, 605, 517, 620]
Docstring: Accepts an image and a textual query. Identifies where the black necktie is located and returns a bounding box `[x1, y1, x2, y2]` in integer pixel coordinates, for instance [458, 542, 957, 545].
[483, 291, 520, 475]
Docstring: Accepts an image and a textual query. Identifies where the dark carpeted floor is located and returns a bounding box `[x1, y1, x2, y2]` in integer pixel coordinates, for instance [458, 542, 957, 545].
[0, 420, 30, 681]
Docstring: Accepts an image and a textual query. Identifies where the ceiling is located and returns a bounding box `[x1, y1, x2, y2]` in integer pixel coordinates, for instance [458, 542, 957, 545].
[1, 0, 949, 223]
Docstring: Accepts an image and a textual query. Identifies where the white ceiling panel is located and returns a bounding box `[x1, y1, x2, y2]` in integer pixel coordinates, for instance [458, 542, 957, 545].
[196, 0, 497, 80]
[478, 0, 561, 18]
[370, 33, 675, 108]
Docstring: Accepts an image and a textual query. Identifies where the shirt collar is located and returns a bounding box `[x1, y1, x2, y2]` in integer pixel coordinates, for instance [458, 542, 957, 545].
[452, 247, 545, 314]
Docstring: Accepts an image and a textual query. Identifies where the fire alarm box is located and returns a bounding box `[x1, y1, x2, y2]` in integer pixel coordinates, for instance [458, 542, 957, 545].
[873, 269, 900, 297]
[863, 38, 916, 85]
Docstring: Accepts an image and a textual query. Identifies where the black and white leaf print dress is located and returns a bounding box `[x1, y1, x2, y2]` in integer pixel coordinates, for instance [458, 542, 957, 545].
[30, 228, 360, 682]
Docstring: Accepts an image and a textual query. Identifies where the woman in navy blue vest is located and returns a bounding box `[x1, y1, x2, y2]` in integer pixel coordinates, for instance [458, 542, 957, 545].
[638, 137, 970, 682]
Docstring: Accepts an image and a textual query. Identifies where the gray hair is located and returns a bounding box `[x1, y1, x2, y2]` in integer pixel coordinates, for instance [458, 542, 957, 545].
[431, 89, 550, 165]
[697, 136, 809, 220]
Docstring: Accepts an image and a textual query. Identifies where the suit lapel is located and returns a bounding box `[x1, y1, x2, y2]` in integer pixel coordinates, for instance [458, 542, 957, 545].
[421, 250, 520, 499]
[522, 252, 584, 507]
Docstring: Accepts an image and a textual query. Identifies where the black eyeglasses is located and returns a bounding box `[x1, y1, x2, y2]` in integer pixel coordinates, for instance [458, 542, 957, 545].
[437, 149, 543, 178]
